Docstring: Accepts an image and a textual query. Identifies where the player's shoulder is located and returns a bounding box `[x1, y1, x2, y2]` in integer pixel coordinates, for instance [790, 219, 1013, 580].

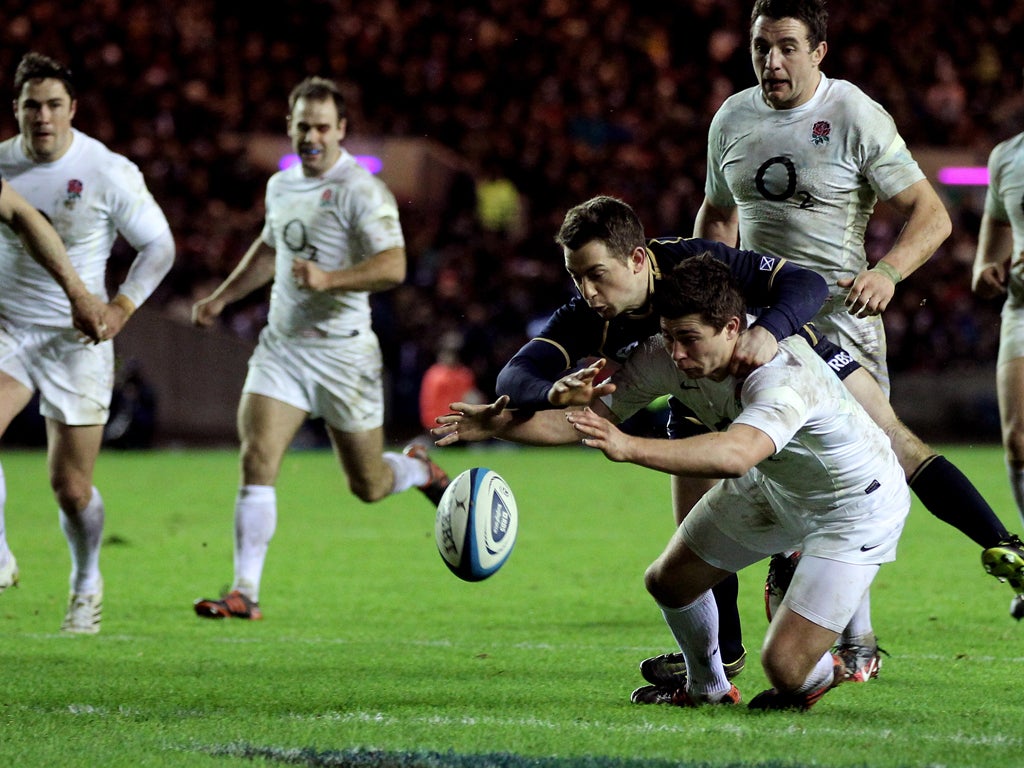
[70, 131, 144, 178]
[710, 86, 761, 124]
[989, 131, 1024, 163]
[647, 236, 704, 261]
[819, 77, 893, 120]
[0, 135, 19, 165]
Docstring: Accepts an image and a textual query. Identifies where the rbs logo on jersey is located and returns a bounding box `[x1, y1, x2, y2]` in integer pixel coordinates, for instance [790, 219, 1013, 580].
[826, 349, 855, 373]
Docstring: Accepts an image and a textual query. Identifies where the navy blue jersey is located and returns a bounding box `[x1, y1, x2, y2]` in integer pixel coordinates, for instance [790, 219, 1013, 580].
[496, 236, 828, 409]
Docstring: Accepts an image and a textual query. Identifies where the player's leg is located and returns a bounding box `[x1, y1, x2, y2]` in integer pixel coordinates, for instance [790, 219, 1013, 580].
[46, 420, 105, 634]
[845, 367, 1005, 540]
[323, 426, 449, 508]
[998, 357, 1024, 525]
[194, 393, 305, 619]
[636, 478, 780, 707]
[647, 475, 745, 670]
[995, 356, 1024, 618]
[751, 556, 878, 710]
[635, 522, 741, 707]
[637, 401, 745, 689]
[0, 371, 35, 594]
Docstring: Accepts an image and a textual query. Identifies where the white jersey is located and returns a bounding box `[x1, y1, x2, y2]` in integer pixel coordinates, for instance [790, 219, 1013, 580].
[0, 129, 170, 328]
[984, 131, 1024, 309]
[706, 75, 924, 300]
[261, 149, 405, 339]
[605, 333, 904, 512]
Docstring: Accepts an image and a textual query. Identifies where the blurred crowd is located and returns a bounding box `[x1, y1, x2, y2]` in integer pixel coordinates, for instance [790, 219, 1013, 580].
[1, 0, 1022, 434]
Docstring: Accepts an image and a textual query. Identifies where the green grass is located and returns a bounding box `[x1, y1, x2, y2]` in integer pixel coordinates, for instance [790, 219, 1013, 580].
[0, 444, 1020, 768]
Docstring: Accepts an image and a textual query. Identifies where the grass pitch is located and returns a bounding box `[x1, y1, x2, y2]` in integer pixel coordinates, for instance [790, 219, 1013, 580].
[0, 444, 1020, 768]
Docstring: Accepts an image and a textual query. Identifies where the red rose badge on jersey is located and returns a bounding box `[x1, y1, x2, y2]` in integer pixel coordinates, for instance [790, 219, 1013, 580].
[64, 178, 83, 209]
[811, 121, 831, 146]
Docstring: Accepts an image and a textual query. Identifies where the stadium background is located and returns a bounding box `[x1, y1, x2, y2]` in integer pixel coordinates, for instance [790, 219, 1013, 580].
[1, 0, 1022, 446]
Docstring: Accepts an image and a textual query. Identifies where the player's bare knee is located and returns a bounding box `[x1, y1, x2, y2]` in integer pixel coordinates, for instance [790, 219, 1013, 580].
[240, 443, 280, 486]
[348, 474, 389, 503]
[644, 560, 693, 606]
[1005, 430, 1024, 465]
[760, 646, 806, 693]
[50, 475, 92, 514]
[643, 560, 669, 603]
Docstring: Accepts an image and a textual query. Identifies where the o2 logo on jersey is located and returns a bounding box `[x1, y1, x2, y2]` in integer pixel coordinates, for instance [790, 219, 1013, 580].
[282, 219, 319, 261]
[755, 156, 813, 209]
[811, 121, 831, 146]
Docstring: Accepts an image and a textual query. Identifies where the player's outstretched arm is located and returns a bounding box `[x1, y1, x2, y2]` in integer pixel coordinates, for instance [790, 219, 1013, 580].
[547, 358, 616, 406]
[569, 409, 774, 478]
[433, 395, 582, 447]
[193, 237, 276, 327]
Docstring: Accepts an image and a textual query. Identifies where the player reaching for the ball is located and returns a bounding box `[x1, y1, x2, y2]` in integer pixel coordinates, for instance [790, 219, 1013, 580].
[190, 75, 449, 621]
[692, 0, 1023, 675]
[0, 53, 175, 634]
[438, 254, 912, 712]
[495, 194, 1024, 698]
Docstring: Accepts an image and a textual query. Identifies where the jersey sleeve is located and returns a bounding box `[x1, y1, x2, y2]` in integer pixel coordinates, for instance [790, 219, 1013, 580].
[495, 298, 598, 409]
[105, 156, 170, 250]
[346, 174, 405, 258]
[704, 107, 736, 208]
[668, 238, 828, 341]
[495, 339, 572, 409]
[850, 94, 925, 201]
[983, 140, 1009, 222]
[731, 370, 809, 455]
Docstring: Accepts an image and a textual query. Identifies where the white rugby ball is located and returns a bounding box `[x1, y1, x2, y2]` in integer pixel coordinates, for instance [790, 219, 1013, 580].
[435, 467, 518, 582]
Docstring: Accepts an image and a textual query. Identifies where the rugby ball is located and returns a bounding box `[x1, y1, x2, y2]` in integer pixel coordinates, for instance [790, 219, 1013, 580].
[435, 467, 517, 582]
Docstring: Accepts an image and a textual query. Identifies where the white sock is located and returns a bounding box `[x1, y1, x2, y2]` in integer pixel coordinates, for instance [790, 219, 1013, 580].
[796, 651, 838, 694]
[840, 591, 874, 646]
[1007, 462, 1024, 528]
[233, 485, 277, 602]
[659, 590, 730, 698]
[0, 460, 10, 564]
[382, 451, 429, 494]
[59, 487, 104, 595]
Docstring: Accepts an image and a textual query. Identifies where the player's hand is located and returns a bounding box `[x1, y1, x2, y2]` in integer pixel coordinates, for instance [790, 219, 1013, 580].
[69, 292, 110, 344]
[547, 358, 616, 407]
[432, 395, 513, 446]
[838, 269, 896, 317]
[565, 407, 632, 462]
[729, 325, 778, 377]
[292, 258, 330, 292]
[191, 295, 225, 327]
[972, 260, 1010, 300]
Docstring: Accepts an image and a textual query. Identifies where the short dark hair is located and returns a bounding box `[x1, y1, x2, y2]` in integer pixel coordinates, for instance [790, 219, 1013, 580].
[750, 0, 828, 48]
[287, 76, 346, 120]
[14, 52, 75, 101]
[554, 195, 645, 263]
[652, 253, 746, 332]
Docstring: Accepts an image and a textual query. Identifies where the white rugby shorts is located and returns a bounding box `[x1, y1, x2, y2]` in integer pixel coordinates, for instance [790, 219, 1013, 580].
[243, 326, 385, 433]
[681, 468, 908, 569]
[998, 302, 1024, 366]
[0, 317, 113, 425]
[812, 299, 890, 396]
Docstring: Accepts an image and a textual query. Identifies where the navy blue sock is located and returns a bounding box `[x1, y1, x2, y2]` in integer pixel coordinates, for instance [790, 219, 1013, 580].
[712, 573, 744, 664]
[909, 456, 1008, 548]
